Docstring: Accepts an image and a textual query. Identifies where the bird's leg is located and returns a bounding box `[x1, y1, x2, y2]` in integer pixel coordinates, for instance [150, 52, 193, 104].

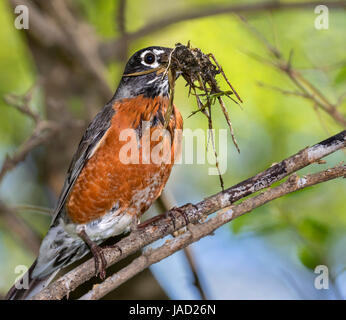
[137, 215, 163, 229]
[165, 210, 177, 230]
[130, 214, 140, 232]
[169, 207, 190, 226]
[78, 229, 107, 280]
[165, 205, 192, 230]
[169, 203, 199, 227]
[138, 204, 198, 231]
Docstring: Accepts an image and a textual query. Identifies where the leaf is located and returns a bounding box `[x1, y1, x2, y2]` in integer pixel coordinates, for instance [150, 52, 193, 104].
[231, 211, 254, 234]
[298, 245, 323, 270]
[334, 66, 346, 85]
[298, 218, 330, 245]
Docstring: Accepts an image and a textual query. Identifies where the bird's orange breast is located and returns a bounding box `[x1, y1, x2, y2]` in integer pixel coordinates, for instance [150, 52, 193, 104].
[66, 95, 183, 224]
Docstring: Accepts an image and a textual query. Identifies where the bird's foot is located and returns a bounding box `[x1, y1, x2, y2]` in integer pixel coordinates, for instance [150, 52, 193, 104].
[165, 209, 177, 230]
[166, 205, 191, 230]
[90, 243, 107, 280]
[78, 229, 107, 280]
[130, 215, 140, 232]
[137, 215, 162, 229]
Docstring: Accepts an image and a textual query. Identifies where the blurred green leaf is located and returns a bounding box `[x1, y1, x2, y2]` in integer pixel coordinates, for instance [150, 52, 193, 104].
[298, 245, 323, 270]
[334, 66, 346, 85]
[231, 213, 249, 234]
[298, 218, 330, 245]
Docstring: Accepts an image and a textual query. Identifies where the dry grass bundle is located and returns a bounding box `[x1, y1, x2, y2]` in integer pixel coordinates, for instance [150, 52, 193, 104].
[165, 42, 243, 189]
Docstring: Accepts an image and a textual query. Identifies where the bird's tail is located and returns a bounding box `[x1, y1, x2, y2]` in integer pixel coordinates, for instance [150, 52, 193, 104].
[5, 259, 58, 300]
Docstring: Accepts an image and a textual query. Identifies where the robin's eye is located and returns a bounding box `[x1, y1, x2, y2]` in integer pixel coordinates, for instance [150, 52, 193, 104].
[144, 53, 155, 64]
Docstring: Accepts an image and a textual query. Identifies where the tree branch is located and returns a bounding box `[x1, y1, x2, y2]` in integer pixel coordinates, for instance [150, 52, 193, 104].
[0, 92, 61, 184]
[237, 15, 346, 127]
[32, 130, 346, 300]
[47, 0, 112, 98]
[100, 0, 346, 62]
[117, 0, 126, 36]
[0, 201, 41, 255]
[115, 0, 129, 63]
[79, 164, 345, 300]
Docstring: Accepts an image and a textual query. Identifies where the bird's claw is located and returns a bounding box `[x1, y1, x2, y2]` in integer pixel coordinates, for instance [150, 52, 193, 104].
[91, 245, 107, 280]
[166, 205, 192, 230]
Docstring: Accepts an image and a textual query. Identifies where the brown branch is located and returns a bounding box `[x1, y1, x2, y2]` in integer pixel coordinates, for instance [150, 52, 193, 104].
[0, 87, 63, 256]
[0, 201, 41, 255]
[4, 89, 41, 123]
[285, 68, 346, 127]
[0, 89, 68, 255]
[238, 15, 346, 127]
[182, 246, 207, 300]
[117, 0, 126, 36]
[32, 130, 346, 300]
[1, 93, 61, 183]
[257, 81, 310, 99]
[47, 0, 112, 98]
[0, 122, 56, 182]
[79, 164, 345, 300]
[9, 0, 112, 98]
[9, 0, 67, 48]
[100, 0, 346, 62]
[115, 0, 129, 63]
[1, 87, 84, 184]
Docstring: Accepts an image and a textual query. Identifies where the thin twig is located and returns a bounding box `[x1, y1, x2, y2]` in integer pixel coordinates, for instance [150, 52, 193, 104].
[14, 204, 53, 217]
[3, 89, 41, 123]
[0, 201, 41, 255]
[217, 96, 240, 153]
[0, 87, 82, 184]
[0, 120, 60, 184]
[238, 15, 346, 127]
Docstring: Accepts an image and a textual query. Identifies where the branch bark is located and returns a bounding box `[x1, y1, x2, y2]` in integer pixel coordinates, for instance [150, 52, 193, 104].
[32, 130, 346, 300]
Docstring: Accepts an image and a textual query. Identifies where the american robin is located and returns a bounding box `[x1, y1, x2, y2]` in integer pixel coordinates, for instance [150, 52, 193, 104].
[6, 46, 183, 300]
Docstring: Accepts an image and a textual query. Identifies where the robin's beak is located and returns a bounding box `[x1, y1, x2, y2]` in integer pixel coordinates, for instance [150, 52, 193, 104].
[159, 48, 182, 80]
[158, 48, 173, 66]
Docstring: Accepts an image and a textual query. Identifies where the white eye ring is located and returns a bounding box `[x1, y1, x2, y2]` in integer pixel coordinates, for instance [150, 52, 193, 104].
[140, 50, 160, 68]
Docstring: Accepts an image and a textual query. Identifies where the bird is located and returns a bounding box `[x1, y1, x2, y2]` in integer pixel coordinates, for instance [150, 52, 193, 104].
[6, 46, 183, 300]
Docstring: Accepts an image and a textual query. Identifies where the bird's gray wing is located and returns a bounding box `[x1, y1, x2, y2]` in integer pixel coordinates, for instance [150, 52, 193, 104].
[51, 102, 116, 225]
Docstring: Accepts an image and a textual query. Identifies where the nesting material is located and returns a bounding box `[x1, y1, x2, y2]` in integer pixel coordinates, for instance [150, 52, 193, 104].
[165, 42, 243, 189]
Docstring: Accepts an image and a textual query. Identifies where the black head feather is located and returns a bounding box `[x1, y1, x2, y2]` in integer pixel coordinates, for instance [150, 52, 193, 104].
[114, 46, 172, 100]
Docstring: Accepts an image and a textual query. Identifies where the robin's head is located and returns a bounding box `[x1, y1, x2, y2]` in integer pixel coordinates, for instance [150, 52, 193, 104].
[114, 46, 172, 100]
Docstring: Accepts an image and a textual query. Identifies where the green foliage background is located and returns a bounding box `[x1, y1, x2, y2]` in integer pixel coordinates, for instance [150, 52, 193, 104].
[0, 0, 345, 297]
